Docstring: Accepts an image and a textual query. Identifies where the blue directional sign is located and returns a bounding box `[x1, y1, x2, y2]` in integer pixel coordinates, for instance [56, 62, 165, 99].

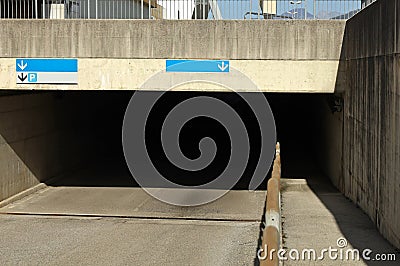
[166, 60, 230, 73]
[16, 58, 78, 84]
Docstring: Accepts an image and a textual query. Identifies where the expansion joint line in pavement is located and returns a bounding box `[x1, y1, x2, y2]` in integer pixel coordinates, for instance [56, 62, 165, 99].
[0, 211, 262, 223]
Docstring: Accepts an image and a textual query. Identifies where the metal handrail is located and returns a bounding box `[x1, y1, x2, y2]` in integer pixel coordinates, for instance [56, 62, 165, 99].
[0, 0, 373, 20]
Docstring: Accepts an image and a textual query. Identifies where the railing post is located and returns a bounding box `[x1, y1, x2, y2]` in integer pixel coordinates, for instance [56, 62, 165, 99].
[313, 0, 315, 19]
[141, 0, 143, 19]
[209, 0, 222, 19]
[249, 0, 252, 20]
[42, 0, 45, 18]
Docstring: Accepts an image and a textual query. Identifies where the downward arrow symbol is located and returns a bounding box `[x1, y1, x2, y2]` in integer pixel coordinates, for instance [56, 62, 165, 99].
[18, 73, 27, 82]
[17, 60, 27, 71]
[217, 61, 229, 72]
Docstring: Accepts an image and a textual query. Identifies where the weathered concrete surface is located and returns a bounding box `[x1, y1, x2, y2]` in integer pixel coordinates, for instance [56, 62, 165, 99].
[282, 177, 399, 265]
[0, 93, 90, 202]
[314, 96, 344, 190]
[0, 20, 345, 60]
[0, 183, 46, 208]
[318, 0, 400, 249]
[0, 162, 266, 220]
[0, 58, 341, 92]
[342, 0, 400, 249]
[0, 92, 129, 202]
[0, 163, 266, 265]
[0, 20, 346, 92]
[0, 187, 266, 221]
[0, 215, 260, 265]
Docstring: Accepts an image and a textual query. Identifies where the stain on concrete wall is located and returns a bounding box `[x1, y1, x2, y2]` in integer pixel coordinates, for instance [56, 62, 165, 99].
[341, 0, 400, 248]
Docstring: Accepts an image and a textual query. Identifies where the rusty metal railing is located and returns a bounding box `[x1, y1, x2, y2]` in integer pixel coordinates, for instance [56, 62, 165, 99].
[260, 142, 281, 266]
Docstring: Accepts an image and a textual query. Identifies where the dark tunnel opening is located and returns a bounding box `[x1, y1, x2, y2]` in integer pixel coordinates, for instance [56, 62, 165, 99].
[265, 93, 329, 178]
[0, 91, 335, 191]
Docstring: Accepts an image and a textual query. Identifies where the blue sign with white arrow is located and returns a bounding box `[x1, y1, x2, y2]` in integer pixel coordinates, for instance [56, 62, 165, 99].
[16, 58, 78, 84]
[166, 60, 229, 73]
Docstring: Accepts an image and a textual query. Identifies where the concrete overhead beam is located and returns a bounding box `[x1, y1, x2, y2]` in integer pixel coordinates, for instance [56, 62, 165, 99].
[0, 20, 346, 60]
[0, 58, 342, 93]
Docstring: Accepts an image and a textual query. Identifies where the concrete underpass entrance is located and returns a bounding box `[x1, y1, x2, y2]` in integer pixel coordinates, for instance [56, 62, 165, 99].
[0, 91, 329, 198]
[0, 90, 398, 265]
[0, 91, 269, 265]
[1, 2, 400, 263]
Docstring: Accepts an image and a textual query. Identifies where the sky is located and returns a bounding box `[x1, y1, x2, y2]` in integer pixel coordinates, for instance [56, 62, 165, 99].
[214, 0, 362, 19]
[157, 0, 364, 20]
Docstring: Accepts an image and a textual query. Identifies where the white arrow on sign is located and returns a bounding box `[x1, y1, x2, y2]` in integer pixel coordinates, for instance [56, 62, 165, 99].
[17, 60, 27, 71]
[217, 61, 229, 72]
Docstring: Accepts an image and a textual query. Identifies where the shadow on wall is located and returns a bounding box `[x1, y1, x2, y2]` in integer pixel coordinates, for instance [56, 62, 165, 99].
[313, 0, 400, 253]
[307, 169, 399, 265]
[0, 91, 133, 202]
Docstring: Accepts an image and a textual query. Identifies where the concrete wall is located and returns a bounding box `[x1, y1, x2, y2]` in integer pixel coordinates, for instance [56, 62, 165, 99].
[0, 20, 345, 60]
[314, 96, 344, 188]
[0, 92, 117, 202]
[0, 20, 345, 92]
[0, 58, 341, 93]
[322, 0, 400, 248]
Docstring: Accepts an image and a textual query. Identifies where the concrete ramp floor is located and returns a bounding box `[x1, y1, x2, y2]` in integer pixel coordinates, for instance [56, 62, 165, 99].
[0, 186, 265, 221]
[0, 167, 266, 265]
[281, 177, 399, 265]
[0, 215, 261, 265]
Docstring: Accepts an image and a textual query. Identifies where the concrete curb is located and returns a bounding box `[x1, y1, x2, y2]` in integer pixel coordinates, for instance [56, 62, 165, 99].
[0, 169, 80, 209]
[0, 183, 47, 208]
[281, 179, 310, 192]
[260, 143, 281, 266]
